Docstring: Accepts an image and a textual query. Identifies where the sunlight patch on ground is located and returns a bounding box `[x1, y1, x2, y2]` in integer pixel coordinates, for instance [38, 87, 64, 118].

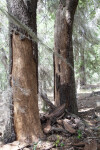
[79, 107, 94, 112]
[77, 87, 100, 94]
[96, 101, 100, 107]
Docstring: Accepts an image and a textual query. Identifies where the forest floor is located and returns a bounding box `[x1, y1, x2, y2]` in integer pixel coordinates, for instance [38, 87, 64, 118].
[0, 86, 100, 150]
[38, 88, 100, 150]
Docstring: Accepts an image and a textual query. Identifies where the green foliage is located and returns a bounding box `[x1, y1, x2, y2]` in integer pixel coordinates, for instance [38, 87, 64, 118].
[77, 130, 82, 139]
[60, 142, 64, 147]
[54, 135, 64, 148]
[55, 135, 60, 147]
[33, 142, 38, 150]
[79, 0, 88, 8]
[74, 0, 100, 85]
[0, 0, 100, 92]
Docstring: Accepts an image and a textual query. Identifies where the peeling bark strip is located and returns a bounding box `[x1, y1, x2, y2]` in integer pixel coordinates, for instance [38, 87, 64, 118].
[54, 0, 78, 114]
[6, 0, 44, 142]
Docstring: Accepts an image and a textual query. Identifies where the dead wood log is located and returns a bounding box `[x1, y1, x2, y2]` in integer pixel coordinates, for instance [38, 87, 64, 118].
[50, 127, 68, 134]
[43, 120, 52, 134]
[45, 103, 66, 120]
[72, 142, 85, 147]
[40, 93, 56, 110]
[57, 120, 63, 126]
[41, 104, 66, 126]
[57, 113, 65, 120]
[63, 119, 76, 134]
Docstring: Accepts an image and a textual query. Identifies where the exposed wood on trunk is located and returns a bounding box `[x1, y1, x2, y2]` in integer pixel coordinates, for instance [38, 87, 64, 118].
[6, 0, 44, 143]
[12, 34, 43, 142]
[54, 0, 78, 114]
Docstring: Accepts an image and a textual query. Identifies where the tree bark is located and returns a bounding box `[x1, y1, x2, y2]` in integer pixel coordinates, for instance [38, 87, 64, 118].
[6, 0, 44, 142]
[80, 48, 86, 87]
[54, 0, 78, 114]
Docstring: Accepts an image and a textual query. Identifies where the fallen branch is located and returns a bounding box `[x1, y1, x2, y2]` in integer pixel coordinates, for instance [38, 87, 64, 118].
[50, 127, 68, 134]
[63, 119, 76, 134]
[45, 103, 66, 120]
[43, 120, 52, 134]
[72, 142, 85, 147]
[40, 92, 56, 110]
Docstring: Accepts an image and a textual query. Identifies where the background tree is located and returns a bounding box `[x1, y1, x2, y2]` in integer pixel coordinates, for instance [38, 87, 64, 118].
[54, 0, 78, 114]
[73, 0, 100, 87]
[6, 0, 44, 142]
[0, 5, 9, 90]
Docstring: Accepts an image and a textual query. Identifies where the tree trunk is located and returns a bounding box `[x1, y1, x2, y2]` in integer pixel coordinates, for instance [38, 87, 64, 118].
[54, 0, 78, 114]
[80, 48, 86, 87]
[6, 0, 44, 142]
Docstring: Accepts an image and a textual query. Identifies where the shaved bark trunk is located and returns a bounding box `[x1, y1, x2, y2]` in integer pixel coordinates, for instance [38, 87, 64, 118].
[54, 0, 78, 114]
[6, 0, 44, 142]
